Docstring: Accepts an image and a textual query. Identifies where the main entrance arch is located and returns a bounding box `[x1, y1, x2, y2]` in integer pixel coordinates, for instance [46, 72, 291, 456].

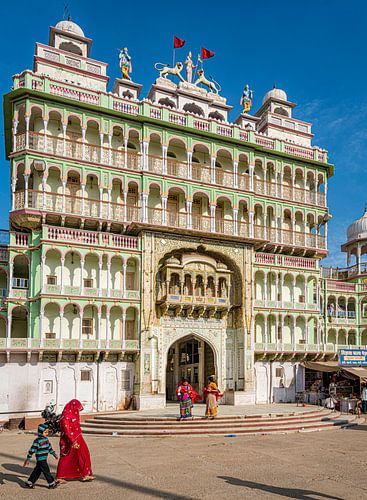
[165, 334, 216, 400]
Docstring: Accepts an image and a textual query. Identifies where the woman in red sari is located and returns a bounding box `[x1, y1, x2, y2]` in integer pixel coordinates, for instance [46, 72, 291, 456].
[56, 399, 95, 483]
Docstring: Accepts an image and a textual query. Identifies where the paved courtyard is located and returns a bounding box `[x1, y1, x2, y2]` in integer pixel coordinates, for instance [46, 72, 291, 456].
[0, 422, 366, 500]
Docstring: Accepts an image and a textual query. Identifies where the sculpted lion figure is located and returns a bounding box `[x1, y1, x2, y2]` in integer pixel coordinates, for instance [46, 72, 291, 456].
[154, 62, 184, 82]
[195, 69, 220, 94]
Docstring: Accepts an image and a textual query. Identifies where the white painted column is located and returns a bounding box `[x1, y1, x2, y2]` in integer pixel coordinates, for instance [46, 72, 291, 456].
[81, 127, 86, 161]
[264, 272, 268, 303]
[162, 196, 168, 226]
[97, 310, 101, 346]
[124, 137, 128, 169]
[233, 160, 238, 188]
[210, 155, 216, 184]
[106, 307, 110, 348]
[249, 164, 254, 191]
[62, 123, 67, 157]
[60, 257, 65, 294]
[107, 259, 111, 298]
[99, 188, 103, 219]
[233, 208, 238, 236]
[11, 178, 16, 211]
[107, 188, 112, 221]
[141, 140, 148, 171]
[40, 254, 45, 293]
[187, 151, 192, 180]
[24, 174, 29, 209]
[81, 183, 85, 216]
[99, 132, 104, 163]
[6, 311, 12, 348]
[249, 211, 254, 238]
[186, 200, 192, 230]
[162, 144, 167, 175]
[98, 257, 103, 297]
[210, 204, 216, 232]
[42, 177, 47, 210]
[108, 134, 112, 165]
[141, 192, 148, 223]
[122, 309, 126, 348]
[357, 245, 361, 274]
[12, 119, 18, 152]
[79, 309, 83, 348]
[275, 273, 280, 306]
[25, 115, 30, 150]
[43, 119, 48, 153]
[122, 262, 127, 298]
[61, 180, 66, 213]
[123, 191, 128, 222]
[39, 311, 44, 347]
[59, 311, 64, 348]
[80, 258, 85, 295]
[8, 260, 13, 298]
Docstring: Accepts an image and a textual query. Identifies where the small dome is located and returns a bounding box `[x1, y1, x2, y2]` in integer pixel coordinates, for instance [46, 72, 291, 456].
[55, 19, 85, 37]
[262, 87, 288, 105]
[347, 210, 367, 243]
[217, 262, 227, 270]
[166, 256, 180, 265]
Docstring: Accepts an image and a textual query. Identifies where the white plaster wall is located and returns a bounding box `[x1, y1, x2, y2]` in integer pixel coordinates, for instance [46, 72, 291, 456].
[0, 358, 135, 419]
[255, 361, 303, 404]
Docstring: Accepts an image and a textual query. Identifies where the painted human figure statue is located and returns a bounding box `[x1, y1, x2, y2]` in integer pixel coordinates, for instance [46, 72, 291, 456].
[240, 84, 253, 113]
[119, 48, 132, 80]
[184, 52, 196, 83]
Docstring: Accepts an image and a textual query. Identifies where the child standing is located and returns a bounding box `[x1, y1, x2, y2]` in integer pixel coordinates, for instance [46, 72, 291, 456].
[23, 423, 58, 489]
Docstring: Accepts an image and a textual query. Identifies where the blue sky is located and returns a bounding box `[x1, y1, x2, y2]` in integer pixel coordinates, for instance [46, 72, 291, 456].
[1, 0, 366, 266]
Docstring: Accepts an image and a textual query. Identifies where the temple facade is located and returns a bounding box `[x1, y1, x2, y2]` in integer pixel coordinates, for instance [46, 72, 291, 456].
[0, 19, 365, 416]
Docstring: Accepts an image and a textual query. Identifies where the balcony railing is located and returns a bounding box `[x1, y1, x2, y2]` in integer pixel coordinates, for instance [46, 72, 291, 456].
[255, 252, 318, 270]
[0, 337, 139, 351]
[44, 226, 139, 250]
[13, 71, 329, 165]
[43, 283, 140, 299]
[14, 131, 326, 207]
[254, 299, 319, 311]
[12, 277, 29, 288]
[254, 343, 366, 353]
[13, 190, 326, 250]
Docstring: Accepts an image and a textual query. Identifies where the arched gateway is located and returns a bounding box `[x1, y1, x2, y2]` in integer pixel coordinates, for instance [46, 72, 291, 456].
[166, 334, 217, 400]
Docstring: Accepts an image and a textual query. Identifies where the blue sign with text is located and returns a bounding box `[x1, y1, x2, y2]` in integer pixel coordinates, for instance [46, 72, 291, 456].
[339, 349, 367, 366]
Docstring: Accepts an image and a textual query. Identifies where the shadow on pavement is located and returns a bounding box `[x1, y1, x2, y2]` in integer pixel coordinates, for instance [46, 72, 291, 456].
[218, 476, 344, 500]
[0, 451, 193, 499]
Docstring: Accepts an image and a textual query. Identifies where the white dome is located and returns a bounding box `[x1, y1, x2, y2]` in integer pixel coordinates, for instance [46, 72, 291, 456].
[262, 87, 287, 105]
[347, 210, 367, 242]
[55, 19, 85, 37]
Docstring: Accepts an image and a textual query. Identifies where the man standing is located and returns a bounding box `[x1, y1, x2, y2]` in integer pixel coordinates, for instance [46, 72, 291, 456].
[361, 382, 367, 413]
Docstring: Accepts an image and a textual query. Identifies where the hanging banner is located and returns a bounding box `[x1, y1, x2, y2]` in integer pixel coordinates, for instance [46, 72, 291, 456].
[339, 348, 367, 366]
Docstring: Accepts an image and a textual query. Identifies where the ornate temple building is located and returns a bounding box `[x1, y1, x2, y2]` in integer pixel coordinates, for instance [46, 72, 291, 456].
[1, 18, 366, 416]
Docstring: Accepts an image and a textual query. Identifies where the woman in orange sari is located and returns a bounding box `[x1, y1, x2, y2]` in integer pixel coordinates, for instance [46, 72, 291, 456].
[203, 376, 221, 419]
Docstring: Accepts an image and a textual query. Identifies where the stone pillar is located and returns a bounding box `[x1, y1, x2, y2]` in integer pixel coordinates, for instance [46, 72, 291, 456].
[151, 336, 158, 394]
[25, 115, 30, 150]
[80, 258, 85, 295]
[123, 191, 128, 222]
[186, 200, 192, 230]
[12, 119, 18, 152]
[98, 257, 103, 297]
[99, 132, 104, 163]
[233, 207, 238, 236]
[24, 174, 29, 209]
[210, 155, 216, 184]
[39, 311, 44, 347]
[107, 188, 112, 221]
[161, 196, 168, 226]
[81, 183, 85, 216]
[8, 260, 13, 298]
[141, 140, 148, 171]
[249, 164, 254, 191]
[81, 127, 86, 161]
[40, 254, 45, 294]
[141, 192, 148, 223]
[60, 256, 65, 294]
[122, 309, 127, 348]
[249, 211, 254, 238]
[123, 262, 127, 298]
[99, 188, 104, 219]
[162, 144, 167, 175]
[97, 310, 101, 345]
[6, 311, 12, 348]
[210, 204, 216, 232]
[61, 180, 66, 213]
[62, 123, 67, 157]
[187, 151, 192, 180]
[107, 259, 111, 298]
[11, 178, 16, 211]
[79, 309, 83, 348]
[108, 134, 112, 165]
[124, 137, 128, 169]
[233, 160, 238, 188]
[43, 118, 48, 152]
[106, 307, 110, 348]
[59, 311, 64, 347]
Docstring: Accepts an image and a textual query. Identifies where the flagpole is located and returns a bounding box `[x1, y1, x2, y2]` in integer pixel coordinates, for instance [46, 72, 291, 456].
[172, 48, 175, 68]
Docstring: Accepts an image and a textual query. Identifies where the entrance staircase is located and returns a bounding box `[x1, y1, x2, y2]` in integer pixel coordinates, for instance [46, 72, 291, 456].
[81, 407, 357, 437]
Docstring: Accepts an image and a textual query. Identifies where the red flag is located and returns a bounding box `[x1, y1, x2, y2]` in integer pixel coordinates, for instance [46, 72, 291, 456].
[201, 47, 215, 59]
[174, 36, 185, 49]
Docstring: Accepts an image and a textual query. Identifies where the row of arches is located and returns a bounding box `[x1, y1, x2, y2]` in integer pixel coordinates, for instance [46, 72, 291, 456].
[255, 271, 318, 304]
[13, 106, 326, 206]
[255, 314, 319, 344]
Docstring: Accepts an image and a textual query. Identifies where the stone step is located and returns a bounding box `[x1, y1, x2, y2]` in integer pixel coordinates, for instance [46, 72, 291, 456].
[83, 413, 335, 430]
[90, 408, 329, 424]
[81, 418, 352, 436]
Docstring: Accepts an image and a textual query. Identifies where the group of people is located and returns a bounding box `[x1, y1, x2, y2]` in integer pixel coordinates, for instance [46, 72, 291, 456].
[24, 399, 94, 489]
[176, 376, 222, 420]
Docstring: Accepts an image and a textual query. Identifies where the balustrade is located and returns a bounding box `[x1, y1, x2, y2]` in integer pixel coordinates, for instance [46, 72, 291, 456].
[14, 132, 326, 207]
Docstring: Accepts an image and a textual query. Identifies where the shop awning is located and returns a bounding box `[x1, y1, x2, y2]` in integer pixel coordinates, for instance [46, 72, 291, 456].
[301, 361, 339, 372]
[302, 361, 367, 379]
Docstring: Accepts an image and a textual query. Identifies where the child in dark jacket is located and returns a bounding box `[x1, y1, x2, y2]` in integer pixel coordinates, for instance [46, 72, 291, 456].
[23, 423, 58, 489]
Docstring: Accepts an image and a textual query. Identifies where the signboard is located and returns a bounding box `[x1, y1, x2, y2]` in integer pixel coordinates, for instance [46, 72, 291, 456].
[339, 349, 367, 366]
